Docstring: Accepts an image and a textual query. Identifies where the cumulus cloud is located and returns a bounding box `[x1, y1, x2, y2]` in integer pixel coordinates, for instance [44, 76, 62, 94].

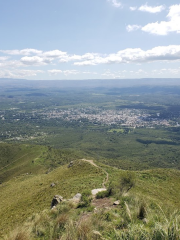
[1, 45, 180, 70]
[73, 45, 180, 66]
[64, 70, 79, 75]
[130, 4, 180, 35]
[0, 49, 42, 55]
[126, 25, 141, 32]
[130, 7, 137, 11]
[0, 69, 43, 78]
[42, 50, 67, 58]
[0, 56, 9, 61]
[21, 56, 51, 66]
[48, 69, 79, 76]
[139, 4, 165, 13]
[48, 69, 63, 75]
[108, 0, 122, 8]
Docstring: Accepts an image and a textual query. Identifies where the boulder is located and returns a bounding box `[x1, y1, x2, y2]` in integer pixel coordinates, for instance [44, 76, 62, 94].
[51, 195, 63, 208]
[113, 200, 120, 205]
[72, 193, 82, 202]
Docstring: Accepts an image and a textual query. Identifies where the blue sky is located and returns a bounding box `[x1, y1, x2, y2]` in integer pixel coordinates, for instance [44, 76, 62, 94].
[0, 0, 180, 80]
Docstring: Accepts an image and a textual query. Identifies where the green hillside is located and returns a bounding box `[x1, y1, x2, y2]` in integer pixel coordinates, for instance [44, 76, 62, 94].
[0, 143, 83, 183]
[0, 144, 180, 239]
[0, 160, 104, 237]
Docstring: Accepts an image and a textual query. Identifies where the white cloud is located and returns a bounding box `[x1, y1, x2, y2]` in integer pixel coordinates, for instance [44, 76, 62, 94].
[48, 69, 63, 75]
[42, 50, 67, 58]
[1, 45, 180, 70]
[0, 49, 42, 55]
[130, 7, 137, 11]
[21, 56, 51, 66]
[126, 25, 141, 32]
[0, 60, 24, 68]
[142, 4, 180, 35]
[139, 4, 165, 13]
[0, 56, 9, 61]
[108, 0, 122, 8]
[0, 69, 43, 78]
[48, 69, 79, 76]
[63, 70, 79, 75]
[73, 45, 180, 66]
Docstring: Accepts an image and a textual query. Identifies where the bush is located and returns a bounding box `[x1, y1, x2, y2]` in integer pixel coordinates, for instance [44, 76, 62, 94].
[96, 190, 109, 199]
[77, 190, 92, 208]
[119, 171, 136, 194]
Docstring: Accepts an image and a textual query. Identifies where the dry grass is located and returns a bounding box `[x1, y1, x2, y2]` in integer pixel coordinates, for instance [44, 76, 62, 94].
[4, 228, 30, 240]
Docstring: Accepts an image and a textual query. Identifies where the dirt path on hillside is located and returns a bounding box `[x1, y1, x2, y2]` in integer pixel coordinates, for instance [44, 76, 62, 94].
[82, 159, 109, 188]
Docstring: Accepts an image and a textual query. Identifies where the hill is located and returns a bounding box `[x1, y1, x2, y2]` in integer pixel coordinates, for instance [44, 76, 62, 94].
[0, 143, 83, 183]
[0, 144, 180, 239]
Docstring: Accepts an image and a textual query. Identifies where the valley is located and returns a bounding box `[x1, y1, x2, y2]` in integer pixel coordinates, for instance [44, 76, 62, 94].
[0, 79, 180, 239]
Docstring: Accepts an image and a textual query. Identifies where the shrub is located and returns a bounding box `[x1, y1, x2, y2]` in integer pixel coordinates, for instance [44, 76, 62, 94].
[96, 190, 109, 199]
[77, 190, 92, 208]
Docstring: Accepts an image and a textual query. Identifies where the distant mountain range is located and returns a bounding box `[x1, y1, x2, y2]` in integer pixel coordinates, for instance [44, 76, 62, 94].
[0, 78, 180, 89]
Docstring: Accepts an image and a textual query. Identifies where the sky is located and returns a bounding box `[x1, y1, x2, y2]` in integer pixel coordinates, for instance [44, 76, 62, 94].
[0, 0, 180, 80]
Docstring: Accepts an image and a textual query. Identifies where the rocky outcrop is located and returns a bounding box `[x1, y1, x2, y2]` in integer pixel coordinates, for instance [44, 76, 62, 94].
[51, 195, 63, 208]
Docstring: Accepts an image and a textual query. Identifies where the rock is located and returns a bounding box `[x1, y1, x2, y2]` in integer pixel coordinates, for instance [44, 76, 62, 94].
[72, 193, 82, 202]
[51, 195, 63, 208]
[142, 218, 148, 224]
[51, 206, 57, 210]
[113, 200, 120, 205]
[91, 188, 106, 195]
[68, 161, 74, 168]
[50, 183, 55, 187]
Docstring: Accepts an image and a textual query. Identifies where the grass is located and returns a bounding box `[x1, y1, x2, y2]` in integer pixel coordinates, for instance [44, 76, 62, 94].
[0, 143, 83, 183]
[1, 144, 180, 238]
[0, 160, 104, 237]
[4, 194, 180, 240]
[1, 160, 180, 238]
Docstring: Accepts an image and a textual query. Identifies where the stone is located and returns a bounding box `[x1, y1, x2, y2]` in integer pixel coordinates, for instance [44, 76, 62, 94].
[113, 200, 120, 205]
[91, 188, 106, 195]
[72, 193, 82, 202]
[68, 161, 74, 168]
[51, 195, 63, 208]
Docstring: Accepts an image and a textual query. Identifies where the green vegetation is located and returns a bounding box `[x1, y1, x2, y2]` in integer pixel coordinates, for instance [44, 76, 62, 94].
[0, 143, 83, 183]
[3, 165, 180, 239]
[108, 129, 125, 133]
[0, 160, 104, 237]
[0, 85, 180, 171]
[1, 83, 180, 238]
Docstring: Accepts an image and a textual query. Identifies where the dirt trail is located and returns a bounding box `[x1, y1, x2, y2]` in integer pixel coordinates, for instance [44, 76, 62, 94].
[82, 159, 109, 188]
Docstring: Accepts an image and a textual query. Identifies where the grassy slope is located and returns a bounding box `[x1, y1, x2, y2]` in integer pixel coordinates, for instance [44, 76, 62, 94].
[97, 162, 180, 211]
[0, 143, 47, 183]
[0, 160, 104, 237]
[0, 143, 83, 183]
[1, 144, 180, 237]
